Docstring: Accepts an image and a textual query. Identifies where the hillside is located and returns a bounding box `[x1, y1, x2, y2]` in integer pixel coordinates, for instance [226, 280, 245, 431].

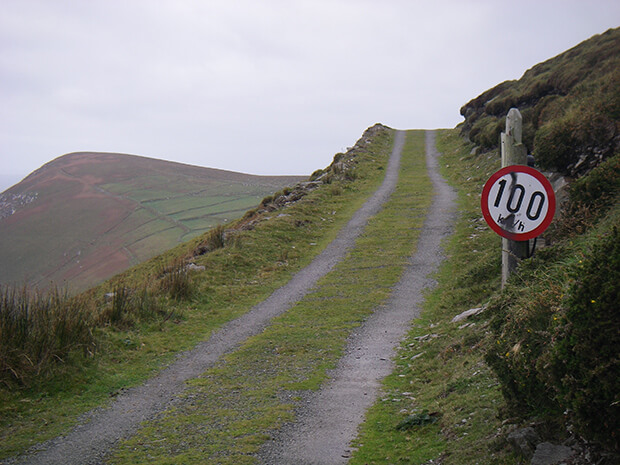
[455, 28, 620, 461]
[460, 27, 619, 177]
[0, 152, 304, 291]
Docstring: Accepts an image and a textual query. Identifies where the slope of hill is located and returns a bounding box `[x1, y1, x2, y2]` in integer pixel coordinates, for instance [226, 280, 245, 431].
[0, 152, 304, 291]
[460, 27, 619, 177]
[456, 28, 620, 458]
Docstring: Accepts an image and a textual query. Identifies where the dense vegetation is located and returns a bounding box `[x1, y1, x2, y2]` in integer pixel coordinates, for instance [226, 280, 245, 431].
[460, 27, 619, 177]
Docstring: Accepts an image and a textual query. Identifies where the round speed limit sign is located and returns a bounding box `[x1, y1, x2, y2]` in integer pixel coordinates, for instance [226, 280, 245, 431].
[481, 165, 556, 241]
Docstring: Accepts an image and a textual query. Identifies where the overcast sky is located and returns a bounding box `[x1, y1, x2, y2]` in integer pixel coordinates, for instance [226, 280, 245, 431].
[1, 0, 618, 191]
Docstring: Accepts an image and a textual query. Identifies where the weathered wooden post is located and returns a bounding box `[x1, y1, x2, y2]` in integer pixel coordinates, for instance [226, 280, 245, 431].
[481, 109, 556, 288]
[501, 108, 529, 287]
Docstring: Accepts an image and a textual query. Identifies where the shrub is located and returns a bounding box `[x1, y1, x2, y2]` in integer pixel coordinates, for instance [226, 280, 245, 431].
[329, 184, 343, 196]
[99, 285, 165, 327]
[546, 227, 620, 450]
[468, 115, 503, 149]
[260, 195, 274, 206]
[158, 261, 194, 301]
[546, 153, 620, 241]
[309, 168, 324, 181]
[484, 277, 564, 417]
[568, 153, 620, 207]
[195, 224, 226, 255]
[485, 225, 620, 450]
[534, 98, 617, 174]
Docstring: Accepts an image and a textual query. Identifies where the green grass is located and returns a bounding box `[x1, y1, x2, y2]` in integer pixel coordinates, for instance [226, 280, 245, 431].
[350, 129, 522, 464]
[107, 130, 434, 464]
[0, 125, 395, 460]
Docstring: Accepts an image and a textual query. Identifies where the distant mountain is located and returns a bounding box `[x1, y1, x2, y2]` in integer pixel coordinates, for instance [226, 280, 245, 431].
[0, 152, 305, 291]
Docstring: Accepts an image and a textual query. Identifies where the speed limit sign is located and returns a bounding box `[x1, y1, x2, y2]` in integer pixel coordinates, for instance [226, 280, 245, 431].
[481, 165, 556, 241]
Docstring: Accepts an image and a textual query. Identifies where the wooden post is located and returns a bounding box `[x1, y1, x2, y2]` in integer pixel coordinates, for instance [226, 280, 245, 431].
[501, 108, 529, 287]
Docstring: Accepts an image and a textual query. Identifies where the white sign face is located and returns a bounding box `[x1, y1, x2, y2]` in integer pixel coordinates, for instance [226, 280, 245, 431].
[481, 165, 556, 241]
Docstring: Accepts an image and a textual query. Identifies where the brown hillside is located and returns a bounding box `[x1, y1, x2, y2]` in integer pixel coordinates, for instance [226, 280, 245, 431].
[0, 152, 305, 291]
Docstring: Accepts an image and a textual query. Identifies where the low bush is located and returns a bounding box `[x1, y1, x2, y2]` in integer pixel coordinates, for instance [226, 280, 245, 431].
[534, 100, 617, 174]
[547, 226, 620, 450]
[568, 152, 620, 207]
[485, 208, 620, 450]
[158, 261, 194, 301]
[260, 194, 274, 206]
[99, 284, 166, 327]
[309, 168, 324, 181]
[468, 115, 503, 149]
[546, 153, 620, 241]
[194, 224, 226, 255]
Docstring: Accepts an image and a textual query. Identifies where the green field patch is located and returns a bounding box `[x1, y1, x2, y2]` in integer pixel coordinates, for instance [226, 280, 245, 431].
[126, 226, 185, 260]
[168, 196, 256, 218]
[100, 209, 158, 237]
[100, 176, 183, 200]
[143, 190, 264, 217]
[178, 217, 222, 232]
[173, 200, 262, 222]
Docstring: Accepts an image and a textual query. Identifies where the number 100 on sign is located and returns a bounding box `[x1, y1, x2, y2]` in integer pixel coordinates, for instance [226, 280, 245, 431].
[481, 165, 556, 241]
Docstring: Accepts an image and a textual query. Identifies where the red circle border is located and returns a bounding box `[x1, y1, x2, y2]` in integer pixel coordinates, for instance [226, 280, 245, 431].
[481, 165, 556, 241]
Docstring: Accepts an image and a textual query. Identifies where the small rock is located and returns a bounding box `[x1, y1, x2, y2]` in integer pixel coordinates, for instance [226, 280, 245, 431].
[507, 427, 540, 459]
[185, 263, 206, 272]
[531, 442, 574, 465]
[414, 333, 439, 342]
[104, 292, 115, 303]
[451, 306, 485, 323]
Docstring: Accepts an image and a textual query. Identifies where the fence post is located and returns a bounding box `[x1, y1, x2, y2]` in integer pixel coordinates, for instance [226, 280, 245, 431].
[501, 108, 529, 287]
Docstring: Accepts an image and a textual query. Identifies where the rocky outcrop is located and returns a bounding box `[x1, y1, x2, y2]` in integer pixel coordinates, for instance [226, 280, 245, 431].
[0, 192, 38, 220]
[193, 124, 391, 257]
[507, 427, 541, 459]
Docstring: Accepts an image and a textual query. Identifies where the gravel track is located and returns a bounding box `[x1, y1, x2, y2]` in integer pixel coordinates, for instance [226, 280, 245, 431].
[257, 130, 457, 464]
[7, 130, 406, 465]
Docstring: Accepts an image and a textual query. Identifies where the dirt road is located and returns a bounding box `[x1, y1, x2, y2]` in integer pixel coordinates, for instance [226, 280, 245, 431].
[257, 131, 457, 464]
[9, 131, 407, 465]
